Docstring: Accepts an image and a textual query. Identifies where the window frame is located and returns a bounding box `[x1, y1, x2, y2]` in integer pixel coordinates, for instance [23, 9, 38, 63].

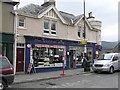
[78, 26, 81, 38]
[44, 19, 50, 35]
[18, 17, 25, 28]
[43, 19, 57, 35]
[51, 20, 57, 35]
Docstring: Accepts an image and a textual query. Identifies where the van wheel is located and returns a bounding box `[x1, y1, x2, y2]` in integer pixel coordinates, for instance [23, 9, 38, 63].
[109, 67, 114, 74]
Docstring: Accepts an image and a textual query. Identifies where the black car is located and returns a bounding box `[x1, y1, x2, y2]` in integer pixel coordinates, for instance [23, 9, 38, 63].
[0, 55, 14, 90]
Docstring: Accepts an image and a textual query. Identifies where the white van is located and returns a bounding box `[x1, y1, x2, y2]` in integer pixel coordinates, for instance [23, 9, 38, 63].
[92, 53, 120, 74]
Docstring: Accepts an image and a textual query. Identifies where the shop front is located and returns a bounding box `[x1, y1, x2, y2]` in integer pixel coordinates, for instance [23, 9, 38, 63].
[25, 36, 66, 73]
[25, 36, 96, 73]
[0, 33, 14, 64]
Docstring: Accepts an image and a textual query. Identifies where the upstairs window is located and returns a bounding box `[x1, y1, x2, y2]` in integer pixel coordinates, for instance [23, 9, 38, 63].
[78, 26, 81, 38]
[43, 19, 57, 35]
[44, 20, 50, 34]
[51, 21, 56, 35]
[18, 17, 25, 28]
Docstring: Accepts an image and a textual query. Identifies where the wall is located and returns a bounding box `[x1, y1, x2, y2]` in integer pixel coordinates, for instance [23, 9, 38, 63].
[2, 3, 14, 33]
[17, 11, 100, 44]
[0, 2, 2, 33]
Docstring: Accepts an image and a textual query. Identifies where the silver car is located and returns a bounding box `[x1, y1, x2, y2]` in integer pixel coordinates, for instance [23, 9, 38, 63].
[92, 53, 120, 74]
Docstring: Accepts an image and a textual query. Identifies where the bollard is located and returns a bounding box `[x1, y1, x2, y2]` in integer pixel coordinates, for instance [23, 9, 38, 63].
[60, 61, 66, 76]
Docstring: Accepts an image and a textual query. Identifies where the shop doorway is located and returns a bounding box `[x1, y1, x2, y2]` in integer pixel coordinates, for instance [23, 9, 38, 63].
[69, 50, 76, 68]
[16, 48, 24, 72]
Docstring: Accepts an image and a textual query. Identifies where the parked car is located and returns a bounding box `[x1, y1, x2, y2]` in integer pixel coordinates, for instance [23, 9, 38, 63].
[92, 53, 120, 74]
[0, 55, 14, 90]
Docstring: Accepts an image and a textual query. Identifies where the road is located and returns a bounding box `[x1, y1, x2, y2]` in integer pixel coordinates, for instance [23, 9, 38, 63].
[8, 71, 119, 89]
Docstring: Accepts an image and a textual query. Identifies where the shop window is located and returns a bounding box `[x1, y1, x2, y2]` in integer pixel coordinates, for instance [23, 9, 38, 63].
[2, 43, 7, 56]
[32, 45, 65, 68]
[0, 43, 2, 54]
[69, 46, 86, 67]
[18, 17, 25, 28]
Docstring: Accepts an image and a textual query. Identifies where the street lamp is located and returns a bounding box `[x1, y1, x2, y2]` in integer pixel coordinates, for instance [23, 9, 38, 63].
[83, 0, 87, 55]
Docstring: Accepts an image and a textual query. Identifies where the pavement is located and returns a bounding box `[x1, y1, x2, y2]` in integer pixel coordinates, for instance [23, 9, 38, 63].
[14, 68, 93, 84]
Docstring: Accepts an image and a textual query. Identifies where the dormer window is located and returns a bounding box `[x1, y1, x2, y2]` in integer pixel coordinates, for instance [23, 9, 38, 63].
[18, 17, 25, 28]
[43, 19, 57, 35]
[78, 26, 81, 38]
[44, 19, 50, 34]
[51, 20, 56, 35]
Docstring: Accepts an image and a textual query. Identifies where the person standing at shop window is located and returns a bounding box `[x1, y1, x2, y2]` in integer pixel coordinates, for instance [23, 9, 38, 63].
[82, 55, 87, 71]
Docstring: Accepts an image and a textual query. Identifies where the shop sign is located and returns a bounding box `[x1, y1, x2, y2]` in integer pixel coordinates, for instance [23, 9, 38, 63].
[80, 40, 87, 45]
[35, 44, 65, 49]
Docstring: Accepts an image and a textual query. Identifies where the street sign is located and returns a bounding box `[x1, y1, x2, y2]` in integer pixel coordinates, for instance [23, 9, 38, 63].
[81, 40, 87, 45]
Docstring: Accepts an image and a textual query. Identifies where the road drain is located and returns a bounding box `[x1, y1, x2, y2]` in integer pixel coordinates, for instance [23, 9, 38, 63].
[45, 82, 56, 86]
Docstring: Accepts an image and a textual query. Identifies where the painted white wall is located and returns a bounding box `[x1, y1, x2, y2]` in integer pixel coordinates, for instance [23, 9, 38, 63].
[0, 2, 2, 33]
[17, 9, 101, 44]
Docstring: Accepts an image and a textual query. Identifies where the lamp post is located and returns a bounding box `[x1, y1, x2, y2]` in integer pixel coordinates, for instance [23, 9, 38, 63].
[83, 0, 87, 56]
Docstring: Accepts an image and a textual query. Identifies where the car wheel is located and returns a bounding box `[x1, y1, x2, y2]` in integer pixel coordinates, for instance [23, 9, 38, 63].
[109, 67, 114, 74]
[0, 81, 6, 90]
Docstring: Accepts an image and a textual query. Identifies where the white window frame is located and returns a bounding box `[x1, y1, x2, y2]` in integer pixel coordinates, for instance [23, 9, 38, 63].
[18, 17, 25, 28]
[44, 19, 50, 35]
[51, 20, 57, 35]
[78, 26, 81, 38]
[43, 19, 57, 36]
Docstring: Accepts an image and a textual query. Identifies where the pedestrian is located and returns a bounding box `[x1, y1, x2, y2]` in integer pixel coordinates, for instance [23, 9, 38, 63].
[83, 56, 87, 72]
[86, 56, 91, 71]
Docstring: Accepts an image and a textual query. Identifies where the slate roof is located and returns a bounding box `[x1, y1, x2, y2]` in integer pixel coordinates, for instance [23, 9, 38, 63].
[14, 3, 50, 18]
[15, 2, 84, 25]
[59, 11, 84, 25]
[59, 11, 74, 25]
[1, 0, 19, 5]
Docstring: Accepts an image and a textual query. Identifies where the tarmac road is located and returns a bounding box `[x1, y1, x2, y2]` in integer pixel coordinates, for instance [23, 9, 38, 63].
[8, 71, 119, 89]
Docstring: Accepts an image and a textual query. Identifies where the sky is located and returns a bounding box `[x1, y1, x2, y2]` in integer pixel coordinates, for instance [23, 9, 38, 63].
[14, 0, 119, 42]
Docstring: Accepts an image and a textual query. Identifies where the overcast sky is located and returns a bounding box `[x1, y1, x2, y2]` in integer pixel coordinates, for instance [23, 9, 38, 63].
[16, 0, 119, 42]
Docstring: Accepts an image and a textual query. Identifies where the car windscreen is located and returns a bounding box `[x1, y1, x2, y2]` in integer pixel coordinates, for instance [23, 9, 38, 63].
[0, 58, 10, 69]
[97, 54, 113, 60]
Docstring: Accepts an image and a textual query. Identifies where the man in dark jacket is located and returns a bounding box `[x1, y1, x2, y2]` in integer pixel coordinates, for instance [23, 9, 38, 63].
[83, 54, 90, 72]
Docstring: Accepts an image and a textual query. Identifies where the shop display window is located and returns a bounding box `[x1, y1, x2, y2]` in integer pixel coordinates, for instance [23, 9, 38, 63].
[69, 46, 93, 67]
[32, 44, 66, 68]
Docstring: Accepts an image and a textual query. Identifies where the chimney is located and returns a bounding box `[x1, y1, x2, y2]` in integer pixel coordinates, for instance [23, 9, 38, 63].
[49, 0, 55, 2]
[88, 12, 95, 18]
[44, 0, 48, 3]
[42, 0, 56, 6]
[49, 0, 56, 6]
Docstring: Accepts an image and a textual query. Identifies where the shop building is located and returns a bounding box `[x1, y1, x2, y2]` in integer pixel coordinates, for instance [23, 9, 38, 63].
[0, 1, 18, 64]
[14, 0, 102, 73]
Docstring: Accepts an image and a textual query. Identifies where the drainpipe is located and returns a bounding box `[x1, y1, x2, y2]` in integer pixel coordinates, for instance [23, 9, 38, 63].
[13, 2, 19, 75]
